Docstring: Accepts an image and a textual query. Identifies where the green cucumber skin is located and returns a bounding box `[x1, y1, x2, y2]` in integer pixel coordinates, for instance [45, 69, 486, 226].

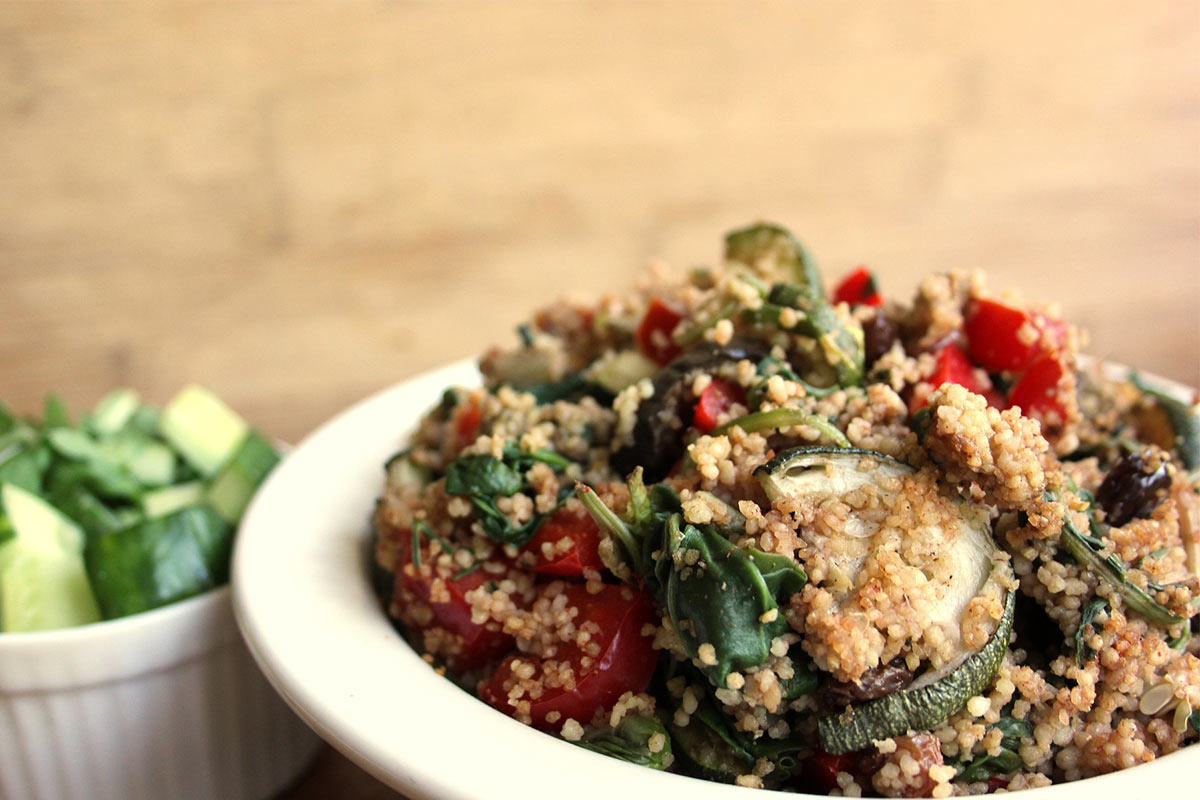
[818, 589, 1016, 755]
[206, 431, 280, 523]
[84, 505, 232, 619]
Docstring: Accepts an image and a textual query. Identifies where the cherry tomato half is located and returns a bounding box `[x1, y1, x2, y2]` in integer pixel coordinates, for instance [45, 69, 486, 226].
[394, 536, 515, 674]
[1008, 354, 1070, 425]
[481, 582, 657, 730]
[635, 298, 685, 365]
[832, 266, 883, 307]
[909, 344, 1003, 413]
[693, 378, 745, 433]
[965, 298, 1067, 373]
[522, 507, 605, 578]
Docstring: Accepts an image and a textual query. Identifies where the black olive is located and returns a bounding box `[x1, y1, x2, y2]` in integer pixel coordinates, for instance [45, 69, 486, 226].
[862, 310, 899, 369]
[611, 339, 768, 482]
[1095, 451, 1172, 528]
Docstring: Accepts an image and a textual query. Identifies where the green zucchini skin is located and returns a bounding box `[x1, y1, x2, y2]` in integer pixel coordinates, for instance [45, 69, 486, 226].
[755, 445, 912, 479]
[817, 588, 1015, 755]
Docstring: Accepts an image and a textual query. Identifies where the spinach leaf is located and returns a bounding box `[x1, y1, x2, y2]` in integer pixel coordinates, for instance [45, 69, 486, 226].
[576, 715, 672, 770]
[1075, 596, 1108, 666]
[659, 515, 806, 687]
[443, 443, 571, 546]
[949, 712, 1033, 784]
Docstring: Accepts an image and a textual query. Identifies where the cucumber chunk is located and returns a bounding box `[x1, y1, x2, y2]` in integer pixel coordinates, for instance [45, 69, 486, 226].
[205, 432, 279, 523]
[0, 542, 102, 631]
[89, 388, 141, 435]
[158, 385, 249, 477]
[141, 481, 206, 519]
[85, 505, 232, 619]
[0, 483, 101, 631]
[2, 482, 85, 554]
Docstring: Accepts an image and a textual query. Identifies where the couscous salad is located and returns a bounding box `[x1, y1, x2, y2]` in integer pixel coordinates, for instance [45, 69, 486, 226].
[372, 224, 1199, 796]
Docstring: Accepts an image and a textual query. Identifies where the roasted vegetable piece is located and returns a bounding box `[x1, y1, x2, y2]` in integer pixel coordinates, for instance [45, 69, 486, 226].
[724, 222, 825, 298]
[481, 583, 657, 729]
[1095, 451, 1172, 527]
[818, 590, 1015, 755]
[611, 340, 767, 482]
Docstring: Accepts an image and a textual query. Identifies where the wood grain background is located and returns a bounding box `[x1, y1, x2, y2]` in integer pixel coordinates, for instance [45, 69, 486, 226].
[1, 1, 1197, 797]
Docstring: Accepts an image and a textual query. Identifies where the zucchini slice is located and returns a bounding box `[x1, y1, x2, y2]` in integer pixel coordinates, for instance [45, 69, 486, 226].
[754, 446, 998, 647]
[818, 588, 1015, 754]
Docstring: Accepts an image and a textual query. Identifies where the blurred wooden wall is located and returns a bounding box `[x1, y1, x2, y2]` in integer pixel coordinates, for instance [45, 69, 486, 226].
[2, 0, 1197, 443]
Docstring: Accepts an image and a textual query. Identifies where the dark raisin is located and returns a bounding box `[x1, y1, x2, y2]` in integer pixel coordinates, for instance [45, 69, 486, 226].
[822, 659, 913, 708]
[1095, 451, 1172, 527]
[862, 310, 900, 368]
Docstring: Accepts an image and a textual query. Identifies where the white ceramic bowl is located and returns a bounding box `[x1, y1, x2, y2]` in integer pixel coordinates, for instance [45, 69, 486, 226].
[0, 585, 322, 800]
[232, 359, 1198, 800]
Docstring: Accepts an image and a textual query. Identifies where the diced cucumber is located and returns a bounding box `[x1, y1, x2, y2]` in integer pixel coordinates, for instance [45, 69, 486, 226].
[585, 349, 659, 394]
[0, 541, 101, 631]
[205, 432, 279, 523]
[89, 389, 141, 435]
[85, 505, 232, 619]
[141, 481, 205, 519]
[2, 482, 85, 554]
[0, 483, 101, 631]
[158, 385, 250, 477]
[99, 431, 176, 488]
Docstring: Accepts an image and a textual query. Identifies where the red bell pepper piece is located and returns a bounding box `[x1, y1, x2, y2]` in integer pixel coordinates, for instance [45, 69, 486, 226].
[832, 266, 883, 307]
[635, 298, 684, 365]
[693, 378, 745, 433]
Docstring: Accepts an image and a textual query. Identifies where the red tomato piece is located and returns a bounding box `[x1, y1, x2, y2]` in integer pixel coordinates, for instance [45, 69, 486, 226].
[522, 507, 605, 578]
[480, 583, 657, 730]
[1008, 354, 1069, 424]
[832, 266, 883, 307]
[635, 298, 685, 365]
[693, 378, 745, 433]
[965, 298, 1039, 372]
[452, 398, 482, 451]
[394, 536, 514, 674]
[965, 298, 1069, 373]
[910, 343, 1002, 413]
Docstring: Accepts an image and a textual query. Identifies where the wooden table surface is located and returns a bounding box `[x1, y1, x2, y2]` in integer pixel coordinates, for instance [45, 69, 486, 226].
[1, 1, 1197, 797]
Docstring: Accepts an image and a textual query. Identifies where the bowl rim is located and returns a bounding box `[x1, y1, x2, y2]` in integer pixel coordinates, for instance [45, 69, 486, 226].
[232, 357, 1199, 800]
[0, 586, 229, 652]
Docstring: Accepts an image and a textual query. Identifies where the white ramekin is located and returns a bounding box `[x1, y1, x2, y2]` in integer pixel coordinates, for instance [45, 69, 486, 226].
[0, 585, 321, 800]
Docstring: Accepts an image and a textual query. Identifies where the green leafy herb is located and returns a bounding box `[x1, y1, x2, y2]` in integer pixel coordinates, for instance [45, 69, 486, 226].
[576, 715, 673, 770]
[659, 515, 806, 687]
[950, 712, 1033, 784]
[443, 443, 572, 546]
[1075, 596, 1108, 666]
